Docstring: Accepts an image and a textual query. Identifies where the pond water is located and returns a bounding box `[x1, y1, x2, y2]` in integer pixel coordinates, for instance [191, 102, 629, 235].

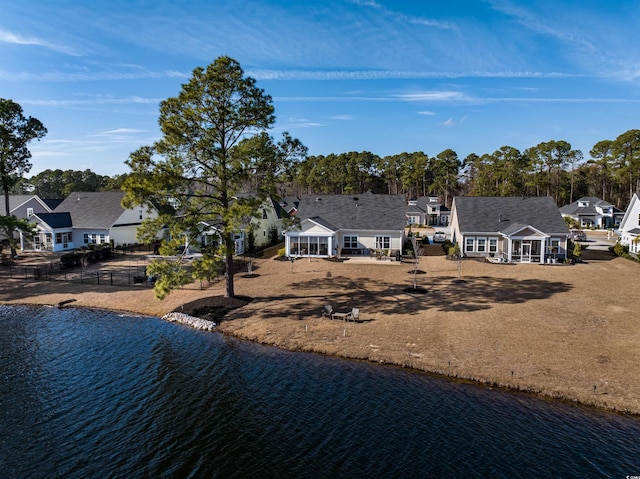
[1, 305, 639, 478]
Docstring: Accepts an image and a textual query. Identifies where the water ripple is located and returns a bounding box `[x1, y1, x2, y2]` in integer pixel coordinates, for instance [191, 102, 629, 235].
[1, 305, 639, 478]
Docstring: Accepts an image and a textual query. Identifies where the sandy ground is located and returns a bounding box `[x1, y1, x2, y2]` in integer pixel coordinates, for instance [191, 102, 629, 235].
[2, 231, 639, 415]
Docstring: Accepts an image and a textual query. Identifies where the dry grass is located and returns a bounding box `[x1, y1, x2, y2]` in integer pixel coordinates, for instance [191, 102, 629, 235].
[2, 236, 639, 415]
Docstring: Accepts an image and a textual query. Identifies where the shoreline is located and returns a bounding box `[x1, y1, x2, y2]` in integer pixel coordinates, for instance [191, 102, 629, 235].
[2, 239, 640, 417]
[3, 299, 635, 417]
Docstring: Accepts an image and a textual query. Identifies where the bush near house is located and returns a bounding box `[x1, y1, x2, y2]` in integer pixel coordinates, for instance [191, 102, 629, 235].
[612, 242, 640, 262]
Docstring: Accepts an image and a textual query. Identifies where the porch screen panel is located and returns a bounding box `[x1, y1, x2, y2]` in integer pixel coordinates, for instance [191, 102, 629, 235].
[308, 236, 319, 255]
[319, 237, 328, 255]
[290, 237, 299, 255]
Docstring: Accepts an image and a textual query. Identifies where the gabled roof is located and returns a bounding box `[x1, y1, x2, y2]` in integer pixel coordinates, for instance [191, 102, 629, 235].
[296, 192, 406, 231]
[34, 212, 73, 229]
[42, 198, 64, 210]
[7, 194, 52, 213]
[280, 196, 300, 214]
[453, 196, 569, 234]
[559, 196, 621, 216]
[54, 191, 128, 229]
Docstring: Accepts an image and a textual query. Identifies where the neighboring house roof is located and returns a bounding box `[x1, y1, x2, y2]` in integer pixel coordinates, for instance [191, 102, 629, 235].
[34, 212, 73, 229]
[296, 192, 406, 231]
[266, 196, 289, 220]
[559, 196, 621, 216]
[42, 198, 64, 210]
[54, 191, 128, 229]
[454, 196, 569, 234]
[7, 194, 52, 214]
[280, 196, 300, 214]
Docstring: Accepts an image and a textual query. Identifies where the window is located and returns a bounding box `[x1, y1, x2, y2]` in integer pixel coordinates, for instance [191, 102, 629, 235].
[56, 233, 62, 244]
[99, 234, 106, 244]
[375, 236, 390, 249]
[489, 238, 498, 253]
[550, 239, 560, 255]
[343, 235, 358, 249]
[45, 233, 52, 244]
[465, 237, 475, 252]
[139, 209, 143, 220]
[477, 238, 486, 252]
[84, 233, 89, 244]
[27, 208, 34, 217]
[262, 209, 268, 219]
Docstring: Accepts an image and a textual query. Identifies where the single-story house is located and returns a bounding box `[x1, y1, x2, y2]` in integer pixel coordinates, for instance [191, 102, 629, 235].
[559, 196, 624, 229]
[284, 191, 406, 258]
[617, 192, 640, 256]
[20, 191, 157, 252]
[405, 196, 450, 226]
[450, 196, 571, 264]
[23, 213, 74, 252]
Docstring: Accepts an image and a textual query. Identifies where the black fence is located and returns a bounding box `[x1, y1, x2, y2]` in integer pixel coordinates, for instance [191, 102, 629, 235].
[0, 257, 249, 290]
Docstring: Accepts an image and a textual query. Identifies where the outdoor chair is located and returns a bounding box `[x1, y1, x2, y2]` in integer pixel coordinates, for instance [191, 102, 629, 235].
[346, 307, 360, 321]
[332, 307, 360, 321]
[321, 304, 334, 317]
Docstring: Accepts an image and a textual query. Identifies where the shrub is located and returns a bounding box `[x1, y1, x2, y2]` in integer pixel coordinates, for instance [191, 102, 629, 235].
[60, 252, 81, 267]
[448, 243, 461, 258]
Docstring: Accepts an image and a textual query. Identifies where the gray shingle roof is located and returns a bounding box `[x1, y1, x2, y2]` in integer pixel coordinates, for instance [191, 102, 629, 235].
[297, 192, 406, 231]
[54, 192, 127, 229]
[559, 196, 621, 216]
[453, 196, 569, 234]
[34, 212, 73, 229]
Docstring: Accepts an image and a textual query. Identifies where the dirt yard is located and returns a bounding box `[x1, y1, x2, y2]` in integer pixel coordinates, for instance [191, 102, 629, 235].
[1, 231, 639, 415]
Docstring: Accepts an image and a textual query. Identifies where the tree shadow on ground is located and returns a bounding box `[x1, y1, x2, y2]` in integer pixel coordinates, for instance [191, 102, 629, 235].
[580, 248, 617, 262]
[231, 273, 572, 321]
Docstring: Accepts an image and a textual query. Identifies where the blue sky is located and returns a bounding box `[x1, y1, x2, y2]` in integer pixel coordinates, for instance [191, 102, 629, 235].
[2, 0, 640, 177]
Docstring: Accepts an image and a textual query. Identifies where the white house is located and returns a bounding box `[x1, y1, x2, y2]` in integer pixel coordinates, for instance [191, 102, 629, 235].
[617, 192, 640, 256]
[284, 192, 406, 258]
[405, 196, 450, 226]
[559, 196, 624, 229]
[20, 191, 157, 252]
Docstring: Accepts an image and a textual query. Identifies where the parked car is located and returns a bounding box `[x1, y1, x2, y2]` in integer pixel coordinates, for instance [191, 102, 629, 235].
[570, 230, 587, 241]
[432, 231, 447, 243]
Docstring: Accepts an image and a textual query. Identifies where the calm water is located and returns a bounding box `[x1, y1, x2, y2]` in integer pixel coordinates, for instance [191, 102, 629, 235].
[1, 305, 639, 478]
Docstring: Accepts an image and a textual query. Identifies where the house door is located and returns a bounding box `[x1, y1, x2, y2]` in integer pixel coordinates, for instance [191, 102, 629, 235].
[62, 233, 70, 249]
[34, 235, 42, 251]
[522, 241, 532, 263]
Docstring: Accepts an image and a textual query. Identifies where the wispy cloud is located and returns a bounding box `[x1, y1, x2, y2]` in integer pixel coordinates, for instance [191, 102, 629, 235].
[395, 91, 468, 102]
[0, 68, 187, 82]
[283, 117, 324, 128]
[441, 116, 467, 127]
[0, 29, 80, 56]
[350, 0, 453, 30]
[418, 111, 436, 116]
[250, 69, 580, 81]
[331, 115, 355, 120]
[20, 96, 161, 107]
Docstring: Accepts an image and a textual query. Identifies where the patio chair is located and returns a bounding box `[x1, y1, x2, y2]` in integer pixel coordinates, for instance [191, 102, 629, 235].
[321, 304, 334, 317]
[346, 308, 360, 322]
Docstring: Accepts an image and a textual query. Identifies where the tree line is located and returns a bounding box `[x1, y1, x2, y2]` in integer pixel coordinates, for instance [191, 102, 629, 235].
[11, 128, 640, 210]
